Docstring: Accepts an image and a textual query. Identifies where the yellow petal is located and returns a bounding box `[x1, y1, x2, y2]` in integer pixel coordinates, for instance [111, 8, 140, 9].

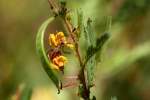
[66, 43, 74, 49]
[56, 32, 65, 37]
[51, 63, 59, 70]
[52, 55, 67, 68]
[56, 32, 67, 44]
[49, 34, 58, 46]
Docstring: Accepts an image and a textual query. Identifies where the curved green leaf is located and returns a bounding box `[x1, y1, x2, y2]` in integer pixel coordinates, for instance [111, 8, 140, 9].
[36, 17, 61, 92]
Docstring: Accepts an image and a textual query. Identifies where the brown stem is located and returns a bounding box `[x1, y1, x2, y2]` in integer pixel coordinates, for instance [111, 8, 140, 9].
[47, 0, 90, 99]
[64, 19, 90, 99]
[48, 0, 60, 15]
[79, 67, 90, 100]
[62, 9, 84, 69]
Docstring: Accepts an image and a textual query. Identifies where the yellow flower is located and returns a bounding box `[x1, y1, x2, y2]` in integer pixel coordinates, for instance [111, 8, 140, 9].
[49, 34, 58, 46]
[49, 32, 67, 47]
[48, 32, 74, 71]
[55, 32, 67, 44]
[52, 55, 67, 70]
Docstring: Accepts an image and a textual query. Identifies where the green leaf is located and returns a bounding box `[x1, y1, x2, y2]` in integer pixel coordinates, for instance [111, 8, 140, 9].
[36, 17, 61, 91]
[95, 32, 110, 62]
[86, 32, 110, 62]
[84, 18, 110, 88]
[84, 18, 96, 47]
[77, 10, 84, 38]
[69, 9, 84, 39]
[86, 32, 109, 88]
[95, 32, 110, 53]
[86, 55, 96, 87]
[83, 19, 97, 88]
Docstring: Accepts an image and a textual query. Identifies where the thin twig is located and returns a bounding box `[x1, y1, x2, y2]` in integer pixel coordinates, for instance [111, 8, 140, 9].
[63, 16, 83, 66]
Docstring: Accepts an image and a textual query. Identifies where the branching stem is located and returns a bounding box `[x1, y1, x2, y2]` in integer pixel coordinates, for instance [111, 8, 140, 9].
[47, 0, 90, 99]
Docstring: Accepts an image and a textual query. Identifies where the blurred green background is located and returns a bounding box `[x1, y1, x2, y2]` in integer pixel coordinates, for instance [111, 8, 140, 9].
[0, 0, 150, 100]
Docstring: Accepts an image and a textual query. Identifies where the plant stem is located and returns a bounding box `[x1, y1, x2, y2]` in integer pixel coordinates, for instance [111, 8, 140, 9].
[47, 0, 90, 99]
[64, 18, 90, 100]
[64, 19, 83, 66]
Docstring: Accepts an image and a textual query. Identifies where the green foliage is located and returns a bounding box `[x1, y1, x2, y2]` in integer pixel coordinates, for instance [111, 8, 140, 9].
[69, 9, 84, 38]
[77, 10, 84, 38]
[81, 16, 110, 89]
[36, 17, 61, 91]
[86, 33, 110, 62]
[85, 33, 109, 88]
[84, 19, 96, 47]
[86, 55, 96, 87]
